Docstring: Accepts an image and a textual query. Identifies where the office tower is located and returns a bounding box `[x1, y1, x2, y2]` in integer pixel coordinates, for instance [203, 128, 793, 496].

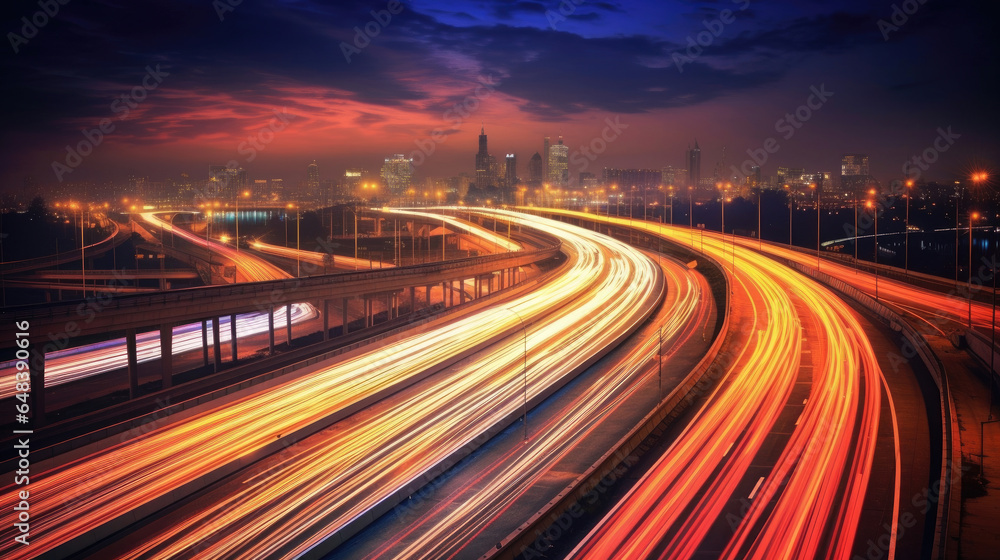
[475, 126, 498, 189]
[543, 137, 550, 183]
[548, 136, 569, 186]
[528, 152, 543, 185]
[505, 154, 517, 189]
[381, 154, 413, 195]
[687, 141, 701, 187]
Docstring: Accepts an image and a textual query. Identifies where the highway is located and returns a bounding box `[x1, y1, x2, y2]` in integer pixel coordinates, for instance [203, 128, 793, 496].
[0, 212, 318, 400]
[249, 239, 391, 270]
[0, 305, 315, 399]
[732, 237, 997, 339]
[343, 238, 714, 559]
[0, 211, 661, 559]
[532, 210, 892, 560]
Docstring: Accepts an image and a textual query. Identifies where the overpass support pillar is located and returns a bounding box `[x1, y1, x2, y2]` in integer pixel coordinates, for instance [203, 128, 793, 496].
[442, 282, 448, 308]
[159, 324, 173, 389]
[127, 328, 139, 399]
[201, 320, 210, 366]
[29, 339, 46, 427]
[342, 298, 350, 335]
[230, 314, 238, 362]
[212, 316, 222, 371]
[426, 285, 432, 306]
[461, 280, 468, 304]
[322, 300, 330, 341]
[267, 306, 275, 355]
[285, 304, 293, 346]
[410, 286, 416, 312]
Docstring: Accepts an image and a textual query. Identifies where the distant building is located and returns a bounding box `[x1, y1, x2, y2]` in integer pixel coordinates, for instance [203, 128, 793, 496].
[528, 152, 543, 185]
[579, 172, 599, 189]
[548, 136, 569, 186]
[687, 141, 701, 187]
[602, 168, 661, 191]
[841, 154, 871, 195]
[208, 165, 246, 199]
[543, 137, 551, 183]
[475, 127, 498, 190]
[505, 154, 517, 189]
[381, 154, 413, 195]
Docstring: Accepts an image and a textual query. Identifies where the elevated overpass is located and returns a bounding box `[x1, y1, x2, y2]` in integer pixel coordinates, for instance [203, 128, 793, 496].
[2, 242, 561, 425]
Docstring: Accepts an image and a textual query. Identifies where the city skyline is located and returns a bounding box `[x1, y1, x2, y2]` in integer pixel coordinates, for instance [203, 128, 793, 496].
[2, 0, 998, 193]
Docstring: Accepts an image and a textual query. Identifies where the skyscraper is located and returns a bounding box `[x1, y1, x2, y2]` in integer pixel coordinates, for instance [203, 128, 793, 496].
[381, 154, 413, 195]
[548, 136, 569, 187]
[528, 152, 543, 186]
[475, 126, 498, 190]
[543, 137, 551, 183]
[505, 154, 517, 189]
[687, 141, 701, 187]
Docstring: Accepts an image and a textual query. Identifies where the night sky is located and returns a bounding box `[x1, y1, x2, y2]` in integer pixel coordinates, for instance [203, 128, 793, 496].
[1, 0, 997, 190]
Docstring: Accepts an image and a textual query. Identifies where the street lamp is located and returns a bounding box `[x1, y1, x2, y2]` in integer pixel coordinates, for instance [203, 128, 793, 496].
[504, 307, 529, 441]
[668, 186, 675, 226]
[904, 180, 914, 276]
[969, 211, 980, 328]
[971, 172, 995, 415]
[811, 183, 819, 270]
[235, 190, 249, 252]
[866, 198, 879, 301]
[784, 184, 793, 248]
[71, 203, 85, 297]
[688, 186, 694, 248]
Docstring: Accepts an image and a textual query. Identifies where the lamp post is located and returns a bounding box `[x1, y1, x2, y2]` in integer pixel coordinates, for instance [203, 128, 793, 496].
[811, 183, 820, 270]
[505, 308, 529, 441]
[72, 203, 86, 297]
[688, 186, 694, 248]
[785, 184, 793, 248]
[668, 186, 675, 226]
[757, 186, 762, 251]
[296, 205, 301, 277]
[867, 194, 880, 301]
[235, 190, 250, 252]
[969, 211, 980, 328]
[904, 180, 914, 276]
[971, 172, 995, 416]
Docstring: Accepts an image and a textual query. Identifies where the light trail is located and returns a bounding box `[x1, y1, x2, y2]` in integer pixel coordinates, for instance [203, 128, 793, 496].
[531, 211, 887, 560]
[0, 305, 315, 399]
[359, 239, 710, 560]
[0, 211, 661, 560]
[249, 239, 391, 270]
[732, 236, 998, 337]
[0, 212, 320, 399]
